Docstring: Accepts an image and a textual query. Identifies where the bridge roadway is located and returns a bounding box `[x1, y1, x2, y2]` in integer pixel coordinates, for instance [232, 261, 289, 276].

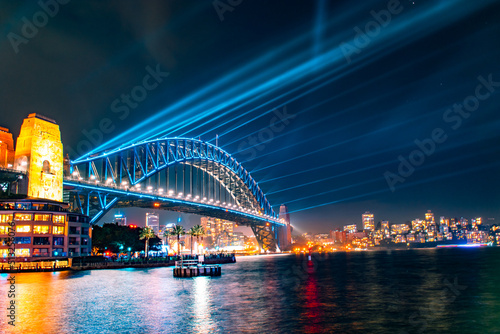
[63, 179, 283, 227]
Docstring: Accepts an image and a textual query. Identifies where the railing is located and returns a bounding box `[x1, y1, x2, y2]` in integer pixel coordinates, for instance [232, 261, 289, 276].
[64, 177, 282, 223]
[175, 259, 200, 267]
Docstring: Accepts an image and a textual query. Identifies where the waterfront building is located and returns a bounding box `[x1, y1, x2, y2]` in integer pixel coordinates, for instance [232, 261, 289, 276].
[0, 198, 91, 260]
[362, 211, 375, 231]
[0, 114, 91, 267]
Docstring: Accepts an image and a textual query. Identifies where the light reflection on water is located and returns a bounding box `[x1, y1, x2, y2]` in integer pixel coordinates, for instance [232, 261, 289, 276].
[0, 248, 499, 333]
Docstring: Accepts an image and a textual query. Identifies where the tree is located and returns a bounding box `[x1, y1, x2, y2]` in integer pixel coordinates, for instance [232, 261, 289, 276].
[163, 230, 170, 250]
[189, 225, 206, 254]
[92, 223, 145, 253]
[139, 226, 156, 257]
[168, 225, 185, 256]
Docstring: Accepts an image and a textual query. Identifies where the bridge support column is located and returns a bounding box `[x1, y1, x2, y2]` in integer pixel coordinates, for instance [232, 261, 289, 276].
[251, 224, 277, 252]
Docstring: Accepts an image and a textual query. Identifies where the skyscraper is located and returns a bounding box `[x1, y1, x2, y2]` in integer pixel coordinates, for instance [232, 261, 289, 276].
[114, 213, 127, 226]
[362, 211, 375, 231]
[146, 212, 160, 234]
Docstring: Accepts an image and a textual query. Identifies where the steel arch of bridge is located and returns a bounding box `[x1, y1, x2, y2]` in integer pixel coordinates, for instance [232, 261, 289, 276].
[64, 138, 282, 251]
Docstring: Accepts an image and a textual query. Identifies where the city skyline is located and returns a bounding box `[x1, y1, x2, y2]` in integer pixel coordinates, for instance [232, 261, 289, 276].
[1, 1, 499, 232]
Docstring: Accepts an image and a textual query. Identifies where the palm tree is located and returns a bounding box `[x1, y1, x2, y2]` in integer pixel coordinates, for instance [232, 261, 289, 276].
[188, 225, 206, 254]
[163, 230, 170, 251]
[139, 227, 155, 257]
[168, 225, 185, 257]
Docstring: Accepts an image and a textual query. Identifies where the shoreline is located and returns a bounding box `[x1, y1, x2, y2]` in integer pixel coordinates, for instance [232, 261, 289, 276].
[0, 256, 236, 274]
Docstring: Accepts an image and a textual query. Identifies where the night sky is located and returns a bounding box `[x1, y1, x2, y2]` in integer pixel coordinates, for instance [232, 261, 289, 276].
[1, 0, 499, 233]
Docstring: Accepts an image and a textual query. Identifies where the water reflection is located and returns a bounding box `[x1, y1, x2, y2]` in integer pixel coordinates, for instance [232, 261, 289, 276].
[0, 248, 498, 333]
[192, 277, 213, 333]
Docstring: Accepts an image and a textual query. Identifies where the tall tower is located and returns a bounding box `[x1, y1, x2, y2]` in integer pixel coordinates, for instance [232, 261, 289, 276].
[278, 204, 292, 250]
[14, 114, 63, 202]
[363, 211, 375, 231]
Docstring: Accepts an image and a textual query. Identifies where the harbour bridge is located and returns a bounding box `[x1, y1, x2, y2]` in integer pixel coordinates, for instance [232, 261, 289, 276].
[63, 138, 286, 251]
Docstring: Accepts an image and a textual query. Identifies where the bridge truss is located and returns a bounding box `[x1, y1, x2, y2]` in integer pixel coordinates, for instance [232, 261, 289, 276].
[64, 138, 284, 251]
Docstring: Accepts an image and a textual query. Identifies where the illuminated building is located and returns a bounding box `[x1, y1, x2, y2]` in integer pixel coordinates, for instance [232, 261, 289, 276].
[200, 217, 234, 248]
[0, 127, 15, 168]
[362, 211, 375, 231]
[425, 210, 434, 225]
[114, 214, 127, 226]
[146, 212, 159, 233]
[344, 224, 357, 233]
[390, 223, 410, 235]
[440, 216, 449, 227]
[412, 219, 424, 232]
[0, 198, 91, 260]
[381, 221, 390, 237]
[14, 114, 63, 202]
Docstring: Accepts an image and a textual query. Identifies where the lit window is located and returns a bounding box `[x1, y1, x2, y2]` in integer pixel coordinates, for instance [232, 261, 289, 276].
[15, 249, 30, 257]
[14, 213, 32, 221]
[0, 226, 10, 234]
[16, 225, 30, 233]
[53, 215, 65, 224]
[0, 249, 9, 258]
[35, 214, 50, 221]
[0, 214, 13, 223]
[33, 226, 50, 234]
[53, 226, 64, 235]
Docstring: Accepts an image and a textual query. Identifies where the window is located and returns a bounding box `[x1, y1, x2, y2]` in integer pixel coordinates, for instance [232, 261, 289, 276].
[33, 225, 50, 234]
[0, 214, 13, 223]
[53, 237, 64, 246]
[69, 237, 79, 245]
[82, 238, 88, 246]
[0, 203, 15, 210]
[69, 227, 78, 234]
[14, 213, 32, 221]
[0, 249, 10, 258]
[34, 214, 50, 221]
[16, 225, 30, 233]
[0, 226, 11, 234]
[33, 237, 50, 245]
[15, 248, 30, 257]
[0, 238, 11, 246]
[14, 237, 31, 244]
[15, 203, 31, 210]
[53, 226, 64, 235]
[53, 249, 63, 256]
[33, 248, 49, 257]
[53, 215, 65, 224]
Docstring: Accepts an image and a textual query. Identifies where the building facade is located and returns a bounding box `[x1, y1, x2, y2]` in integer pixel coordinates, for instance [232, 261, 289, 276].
[146, 212, 159, 233]
[363, 211, 375, 231]
[0, 198, 91, 260]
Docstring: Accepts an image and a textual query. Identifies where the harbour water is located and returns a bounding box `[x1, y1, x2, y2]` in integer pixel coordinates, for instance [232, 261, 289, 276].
[1, 248, 499, 333]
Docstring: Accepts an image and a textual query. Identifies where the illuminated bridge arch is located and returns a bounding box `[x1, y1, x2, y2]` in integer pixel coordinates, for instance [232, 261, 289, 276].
[63, 138, 283, 251]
